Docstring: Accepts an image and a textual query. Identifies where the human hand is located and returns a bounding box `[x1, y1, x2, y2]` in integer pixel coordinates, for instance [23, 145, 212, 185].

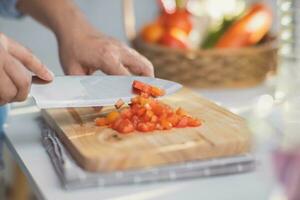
[0, 33, 53, 105]
[58, 29, 154, 76]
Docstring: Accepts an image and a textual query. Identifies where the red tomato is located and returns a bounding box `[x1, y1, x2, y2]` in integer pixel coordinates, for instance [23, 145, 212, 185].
[159, 31, 188, 49]
[141, 22, 165, 43]
[160, 9, 192, 34]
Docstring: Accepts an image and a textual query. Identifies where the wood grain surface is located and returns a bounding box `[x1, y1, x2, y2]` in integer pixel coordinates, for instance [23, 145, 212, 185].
[42, 88, 252, 172]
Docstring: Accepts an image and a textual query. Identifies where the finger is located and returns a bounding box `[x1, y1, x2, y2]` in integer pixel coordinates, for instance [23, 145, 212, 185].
[5, 35, 53, 81]
[121, 47, 154, 77]
[99, 54, 131, 75]
[4, 55, 31, 102]
[0, 69, 17, 105]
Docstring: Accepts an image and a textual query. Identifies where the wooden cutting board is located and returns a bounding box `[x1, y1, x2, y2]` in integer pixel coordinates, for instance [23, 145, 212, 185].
[42, 88, 251, 172]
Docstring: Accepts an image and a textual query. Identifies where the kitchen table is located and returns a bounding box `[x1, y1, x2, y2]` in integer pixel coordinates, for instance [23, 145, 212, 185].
[3, 86, 283, 200]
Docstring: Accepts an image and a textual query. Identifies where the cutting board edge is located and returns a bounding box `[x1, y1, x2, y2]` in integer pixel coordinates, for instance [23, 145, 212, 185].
[41, 109, 95, 170]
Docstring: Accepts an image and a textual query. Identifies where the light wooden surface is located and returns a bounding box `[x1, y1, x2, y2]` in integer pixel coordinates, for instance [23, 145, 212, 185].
[42, 88, 251, 172]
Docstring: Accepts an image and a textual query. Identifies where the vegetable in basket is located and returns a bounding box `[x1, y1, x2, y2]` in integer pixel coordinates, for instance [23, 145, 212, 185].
[140, 0, 192, 49]
[216, 3, 272, 48]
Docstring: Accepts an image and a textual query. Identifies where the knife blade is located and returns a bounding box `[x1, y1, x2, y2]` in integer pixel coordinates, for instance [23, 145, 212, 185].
[30, 75, 182, 108]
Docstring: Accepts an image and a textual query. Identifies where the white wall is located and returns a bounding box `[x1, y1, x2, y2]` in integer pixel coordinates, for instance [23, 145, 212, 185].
[0, 0, 158, 74]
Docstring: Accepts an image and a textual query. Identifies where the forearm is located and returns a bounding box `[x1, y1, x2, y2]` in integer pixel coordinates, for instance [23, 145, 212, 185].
[17, 0, 95, 41]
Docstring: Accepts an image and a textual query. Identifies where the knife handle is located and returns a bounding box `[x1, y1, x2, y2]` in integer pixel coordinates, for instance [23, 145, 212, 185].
[32, 76, 52, 85]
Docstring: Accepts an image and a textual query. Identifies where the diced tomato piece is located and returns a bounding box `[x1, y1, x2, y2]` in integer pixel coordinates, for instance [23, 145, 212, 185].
[137, 122, 156, 132]
[95, 117, 108, 126]
[187, 117, 201, 127]
[115, 99, 125, 109]
[120, 108, 132, 119]
[131, 115, 139, 127]
[95, 80, 203, 133]
[176, 107, 187, 116]
[160, 118, 173, 130]
[106, 111, 120, 123]
[111, 118, 123, 130]
[116, 119, 135, 134]
[151, 103, 164, 116]
[140, 92, 150, 98]
[132, 80, 146, 91]
[136, 107, 146, 117]
[176, 116, 189, 128]
[150, 115, 158, 123]
[168, 114, 180, 126]
[142, 110, 154, 122]
[150, 86, 165, 97]
[131, 96, 139, 104]
[132, 80, 152, 95]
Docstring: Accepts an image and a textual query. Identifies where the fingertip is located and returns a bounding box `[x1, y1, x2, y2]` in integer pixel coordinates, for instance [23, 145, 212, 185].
[41, 67, 54, 81]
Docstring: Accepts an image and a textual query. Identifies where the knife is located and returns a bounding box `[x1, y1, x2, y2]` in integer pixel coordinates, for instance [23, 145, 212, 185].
[30, 75, 182, 109]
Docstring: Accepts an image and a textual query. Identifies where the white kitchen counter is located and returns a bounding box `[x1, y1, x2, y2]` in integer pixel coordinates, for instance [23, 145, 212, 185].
[3, 83, 284, 200]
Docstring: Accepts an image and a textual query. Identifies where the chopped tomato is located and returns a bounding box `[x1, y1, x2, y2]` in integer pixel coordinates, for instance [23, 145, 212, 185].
[160, 118, 173, 130]
[176, 107, 187, 116]
[115, 99, 125, 109]
[176, 116, 189, 128]
[133, 80, 166, 97]
[151, 86, 166, 97]
[95, 80, 202, 133]
[167, 114, 180, 126]
[133, 80, 152, 94]
[95, 117, 108, 126]
[116, 119, 134, 134]
[120, 108, 132, 119]
[106, 111, 120, 123]
[137, 122, 156, 132]
[187, 117, 201, 127]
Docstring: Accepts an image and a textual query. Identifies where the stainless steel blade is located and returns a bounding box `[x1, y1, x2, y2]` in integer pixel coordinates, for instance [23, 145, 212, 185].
[30, 75, 182, 108]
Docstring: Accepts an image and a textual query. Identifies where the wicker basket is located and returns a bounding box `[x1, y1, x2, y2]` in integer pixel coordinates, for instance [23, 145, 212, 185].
[123, 0, 278, 88]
